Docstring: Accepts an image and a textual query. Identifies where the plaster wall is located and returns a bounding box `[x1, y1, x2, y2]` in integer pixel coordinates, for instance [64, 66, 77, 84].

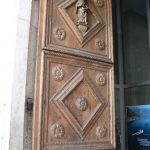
[0, 1, 19, 150]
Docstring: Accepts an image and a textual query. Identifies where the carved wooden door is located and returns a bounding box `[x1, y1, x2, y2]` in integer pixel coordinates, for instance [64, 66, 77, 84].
[32, 0, 115, 150]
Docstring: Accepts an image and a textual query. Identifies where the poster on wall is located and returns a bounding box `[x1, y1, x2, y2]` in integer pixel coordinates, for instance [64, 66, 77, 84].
[127, 105, 150, 150]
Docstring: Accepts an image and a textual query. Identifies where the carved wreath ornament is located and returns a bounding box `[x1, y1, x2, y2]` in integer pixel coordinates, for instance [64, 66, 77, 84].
[53, 66, 65, 81]
[96, 73, 106, 86]
[76, 96, 88, 111]
[51, 123, 65, 138]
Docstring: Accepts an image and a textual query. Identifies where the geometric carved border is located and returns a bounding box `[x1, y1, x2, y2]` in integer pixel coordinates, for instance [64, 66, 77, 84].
[50, 69, 107, 140]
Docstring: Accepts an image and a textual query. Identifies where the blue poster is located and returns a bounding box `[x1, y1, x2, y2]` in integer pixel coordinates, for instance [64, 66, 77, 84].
[127, 105, 150, 150]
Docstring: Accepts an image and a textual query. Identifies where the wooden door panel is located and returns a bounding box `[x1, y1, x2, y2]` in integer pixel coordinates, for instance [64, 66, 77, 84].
[41, 52, 115, 150]
[44, 0, 113, 62]
[33, 0, 115, 149]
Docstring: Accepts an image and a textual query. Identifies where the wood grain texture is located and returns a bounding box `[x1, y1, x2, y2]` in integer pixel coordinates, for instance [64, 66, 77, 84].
[32, 0, 115, 150]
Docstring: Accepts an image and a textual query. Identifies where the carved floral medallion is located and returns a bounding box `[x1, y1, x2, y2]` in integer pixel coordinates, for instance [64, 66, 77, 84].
[51, 123, 65, 138]
[56, 27, 66, 40]
[96, 124, 107, 138]
[53, 66, 65, 81]
[75, 96, 88, 111]
[97, 0, 104, 8]
[95, 39, 105, 50]
[96, 73, 106, 86]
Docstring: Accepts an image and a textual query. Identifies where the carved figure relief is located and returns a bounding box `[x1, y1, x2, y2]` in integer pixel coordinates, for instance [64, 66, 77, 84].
[56, 27, 66, 40]
[76, 0, 89, 33]
[97, 0, 104, 7]
[75, 96, 88, 111]
[51, 123, 65, 138]
[53, 66, 65, 81]
[95, 40, 105, 50]
[96, 124, 107, 138]
[96, 73, 106, 86]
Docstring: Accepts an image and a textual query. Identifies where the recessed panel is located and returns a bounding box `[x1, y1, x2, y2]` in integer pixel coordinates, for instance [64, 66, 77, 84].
[41, 52, 115, 150]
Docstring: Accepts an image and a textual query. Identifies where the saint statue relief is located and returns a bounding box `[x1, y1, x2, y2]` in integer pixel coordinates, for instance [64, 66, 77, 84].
[76, 0, 89, 33]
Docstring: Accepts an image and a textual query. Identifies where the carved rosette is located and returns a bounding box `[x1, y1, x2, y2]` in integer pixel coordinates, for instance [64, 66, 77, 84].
[97, 0, 104, 7]
[96, 125, 107, 138]
[56, 27, 66, 40]
[53, 67, 65, 81]
[96, 73, 106, 86]
[95, 40, 105, 50]
[75, 96, 88, 111]
[51, 123, 65, 138]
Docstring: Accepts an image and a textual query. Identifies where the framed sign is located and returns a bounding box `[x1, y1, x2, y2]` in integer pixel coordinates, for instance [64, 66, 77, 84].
[127, 105, 150, 150]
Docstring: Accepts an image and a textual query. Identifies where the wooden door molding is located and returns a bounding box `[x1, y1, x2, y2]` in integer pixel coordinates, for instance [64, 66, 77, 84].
[32, 0, 115, 150]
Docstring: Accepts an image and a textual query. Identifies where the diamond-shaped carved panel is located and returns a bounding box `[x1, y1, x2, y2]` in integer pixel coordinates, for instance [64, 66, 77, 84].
[64, 82, 99, 129]
[50, 69, 107, 140]
[57, 0, 105, 46]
